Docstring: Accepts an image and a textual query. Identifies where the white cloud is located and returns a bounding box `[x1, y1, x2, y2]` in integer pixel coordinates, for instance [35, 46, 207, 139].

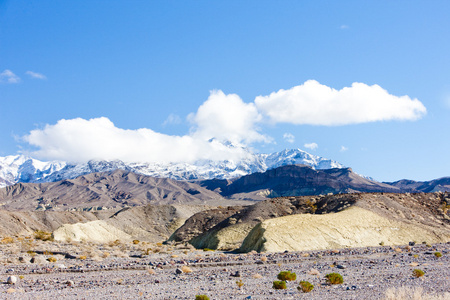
[340, 25, 349, 30]
[0, 69, 20, 84]
[283, 133, 295, 143]
[162, 113, 182, 126]
[23, 117, 252, 164]
[304, 142, 318, 150]
[189, 90, 269, 144]
[21, 82, 427, 164]
[254, 80, 426, 126]
[340, 146, 348, 152]
[26, 71, 47, 80]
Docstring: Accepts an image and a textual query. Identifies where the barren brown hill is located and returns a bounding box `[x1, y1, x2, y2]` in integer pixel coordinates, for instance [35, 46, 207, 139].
[0, 169, 249, 211]
[388, 177, 450, 193]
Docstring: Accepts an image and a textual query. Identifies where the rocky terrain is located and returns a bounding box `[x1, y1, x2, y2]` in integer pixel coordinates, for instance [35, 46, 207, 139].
[1, 164, 450, 299]
[0, 238, 449, 299]
[199, 165, 402, 201]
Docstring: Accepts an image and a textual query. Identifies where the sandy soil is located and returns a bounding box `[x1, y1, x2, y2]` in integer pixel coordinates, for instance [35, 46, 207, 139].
[1, 241, 449, 299]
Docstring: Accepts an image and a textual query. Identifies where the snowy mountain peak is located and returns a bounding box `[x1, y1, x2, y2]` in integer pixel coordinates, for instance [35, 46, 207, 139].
[0, 149, 345, 188]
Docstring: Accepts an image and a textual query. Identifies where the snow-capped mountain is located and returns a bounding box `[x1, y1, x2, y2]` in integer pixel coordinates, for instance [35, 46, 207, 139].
[0, 149, 344, 188]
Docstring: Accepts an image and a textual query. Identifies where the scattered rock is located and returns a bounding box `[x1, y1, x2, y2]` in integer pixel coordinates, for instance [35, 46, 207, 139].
[30, 255, 47, 264]
[230, 271, 241, 277]
[66, 280, 74, 286]
[7, 276, 17, 284]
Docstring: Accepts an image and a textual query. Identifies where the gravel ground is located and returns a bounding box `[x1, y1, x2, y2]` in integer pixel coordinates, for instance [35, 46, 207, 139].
[1, 243, 449, 299]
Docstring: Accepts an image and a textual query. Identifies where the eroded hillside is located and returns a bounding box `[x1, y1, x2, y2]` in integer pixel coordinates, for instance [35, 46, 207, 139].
[171, 192, 450, 252]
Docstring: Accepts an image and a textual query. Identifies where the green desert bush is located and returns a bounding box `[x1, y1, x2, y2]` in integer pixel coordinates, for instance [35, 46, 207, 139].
[434, 252, 442, 258]
[325, 272, 344, 284]
[413, 269, 425, 278]
[195, 295, 210, 300]
[298, 280, 314, 293]
[277, 271, 297, 281]
[272, 280, 287, 290]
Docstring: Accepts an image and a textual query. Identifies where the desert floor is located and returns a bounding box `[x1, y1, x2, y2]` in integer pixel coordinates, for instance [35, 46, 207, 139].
[1, 240, 449, 299]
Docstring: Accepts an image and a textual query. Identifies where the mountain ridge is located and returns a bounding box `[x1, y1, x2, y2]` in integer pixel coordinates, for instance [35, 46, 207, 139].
[0, 148, 344, 188]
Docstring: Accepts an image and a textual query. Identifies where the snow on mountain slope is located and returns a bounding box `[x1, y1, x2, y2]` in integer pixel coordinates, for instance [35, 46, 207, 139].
[0, 149, 344, 188]
[0, 155, 66, 187]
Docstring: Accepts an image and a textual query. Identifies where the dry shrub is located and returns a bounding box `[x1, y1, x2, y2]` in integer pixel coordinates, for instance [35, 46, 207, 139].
[171, 254, 179, 258]
[260, 256, 268, 262]
[34, 231, 53, 241]
[413, 269, 425, 278]
[181, 266, 193, 273]
[302, 253, 310, 257]
[252, 273, 263, 279]
[47, 257, 57, 262]
[385, 286, 450, 300]
[1, 237, 14, 244]
[394, 248, 402, 253]
[108, 240, 121, 247]
[147, 268, 156, 275]
[409, 262, 419, 267]
[236, 279, 244, 289]
[102, 252, 110, 258]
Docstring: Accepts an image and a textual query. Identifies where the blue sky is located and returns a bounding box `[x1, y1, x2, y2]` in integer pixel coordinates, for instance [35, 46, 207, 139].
[1, 1, 449, 182]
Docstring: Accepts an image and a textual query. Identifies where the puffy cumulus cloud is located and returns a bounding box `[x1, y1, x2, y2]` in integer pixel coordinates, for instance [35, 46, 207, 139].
[254, 80, 427, 126]
[0, 69, 20, 84]
[26, 71, 47, 80]
[189, 90, 269, 144]
[283, 133, 295, 143]
[304, 142, 318, 150]
[21, 82, 426, 164]
[23, 117, 252, 163]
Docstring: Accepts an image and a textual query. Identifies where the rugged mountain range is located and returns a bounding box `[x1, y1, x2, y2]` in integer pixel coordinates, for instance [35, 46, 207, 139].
[199, 164, 401, 200]
[4, 163, 448, 213]
[0, 148, 344, 188]
[387, 177, 450, 193]
[0, 169, 240, 211]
